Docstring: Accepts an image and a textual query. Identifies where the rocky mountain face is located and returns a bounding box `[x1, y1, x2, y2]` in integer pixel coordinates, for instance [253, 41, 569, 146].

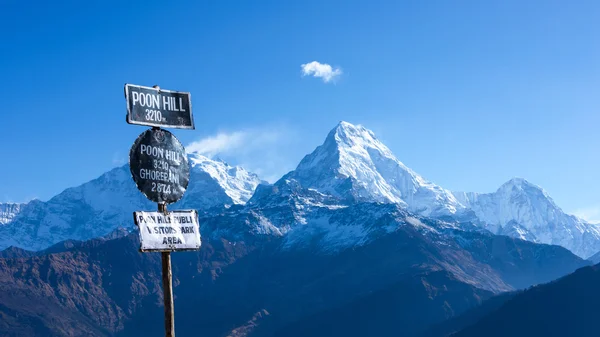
[0, 208, 588, 337]
[0, 155, 262, 252]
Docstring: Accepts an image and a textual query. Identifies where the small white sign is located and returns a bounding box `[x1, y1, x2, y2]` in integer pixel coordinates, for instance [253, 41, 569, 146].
[133, 210, 201, 252]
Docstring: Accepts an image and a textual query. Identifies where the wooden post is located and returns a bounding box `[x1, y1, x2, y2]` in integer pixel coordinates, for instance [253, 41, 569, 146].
[158, 202, 175, 337]
[154, 84, 174, 337]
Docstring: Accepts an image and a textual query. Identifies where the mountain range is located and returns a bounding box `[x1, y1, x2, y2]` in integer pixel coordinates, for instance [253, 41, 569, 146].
[0, 210, 589, 336]
[2, 121, 599, 259]
[1, 121, 600, 336]
[0, 154, 262, 251]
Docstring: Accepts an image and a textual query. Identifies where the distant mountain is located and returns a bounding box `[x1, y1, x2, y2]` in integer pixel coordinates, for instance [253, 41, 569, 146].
[177, 153, 266, 210]
[454, 178, 600, 258]
[451, 263, 600, 337]
[0, 155, 263, 251]
[0, 202, 24, 224]
[588, 250, 600, 264]
[0, 246, 36, 259]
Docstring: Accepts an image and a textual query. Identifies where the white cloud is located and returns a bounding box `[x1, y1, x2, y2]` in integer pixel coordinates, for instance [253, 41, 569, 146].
[186, 131, 248, 158]
[573, 206, 600, 224]
[186, 126, 299, 183]
[301, 61, 342, 83]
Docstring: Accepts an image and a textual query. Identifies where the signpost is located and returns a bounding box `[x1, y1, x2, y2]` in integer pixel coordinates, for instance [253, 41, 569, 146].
[133, 210, 201, 252]
[129, 128, 190, 204]
[125, 84, 198, 337]
[125, 84, 194, 129]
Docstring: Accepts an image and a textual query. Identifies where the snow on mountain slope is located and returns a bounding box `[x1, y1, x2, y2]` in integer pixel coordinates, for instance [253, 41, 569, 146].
[497, 220, 538, 242]
[453, 178, 600, 258]
[0, 155, 263, 251]
[181, 153, 264, 208]
[0, 165, 153, 251]
[283, 121, 464, 217]
[0, 202, 25, 225]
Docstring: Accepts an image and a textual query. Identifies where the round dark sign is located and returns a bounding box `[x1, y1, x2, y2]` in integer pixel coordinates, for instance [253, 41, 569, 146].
[129, 128, 190, 204]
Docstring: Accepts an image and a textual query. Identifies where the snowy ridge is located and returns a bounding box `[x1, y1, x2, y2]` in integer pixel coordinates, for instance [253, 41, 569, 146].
[285, 121, 464, 216]
[0, 202, 25, 225]
[281, 203, 409, 252]
[0, 155, 264, 251]
[453, 178, 600, 258]
[186, 153, 264, 205]
[0, 165, 153, 251]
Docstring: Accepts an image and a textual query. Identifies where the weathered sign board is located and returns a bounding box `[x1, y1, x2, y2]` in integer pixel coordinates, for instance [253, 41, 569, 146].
[125, 84, 194, 129]
[129, 128, 190, 204]
[134, 210, 201, 252]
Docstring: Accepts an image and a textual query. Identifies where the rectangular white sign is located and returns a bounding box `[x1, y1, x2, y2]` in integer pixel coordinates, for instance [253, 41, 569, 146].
[133, 210, 201, 252]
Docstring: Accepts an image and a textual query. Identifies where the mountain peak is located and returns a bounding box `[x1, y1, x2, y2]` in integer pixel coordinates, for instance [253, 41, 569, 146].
[326, 121, 382, 151]
[283, 122, 463, 216]
[456, 176, 600, 258]
[497, 177, 552, 200]
[186, 153, 264, 205]
[333, 120, 369, 135]
[501, 177, 536, 188]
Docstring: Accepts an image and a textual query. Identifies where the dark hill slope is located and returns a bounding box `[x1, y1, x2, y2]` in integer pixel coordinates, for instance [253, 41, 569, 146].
[453, 264, 600, 337]
[419, 292, 516, 337]
[0, 210, 590, 337]
[267, 270, 494, 337]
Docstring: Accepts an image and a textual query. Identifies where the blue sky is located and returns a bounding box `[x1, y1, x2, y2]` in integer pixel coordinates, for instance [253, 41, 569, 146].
[1, 0, 599, 220]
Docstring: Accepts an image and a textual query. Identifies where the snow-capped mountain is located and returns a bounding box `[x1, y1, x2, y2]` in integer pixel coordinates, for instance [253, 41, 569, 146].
[177, 153, 265, 210]
[0, 154, 263, 251]
[0, 122, 596, 337]
[2, 120, 599, 259]
[0, 165, 151, 250]
[453, 178, 600, 258]
[282, 121, 464, 217]
[0, 202, 24, 225]
[248, 121, 600, 258]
